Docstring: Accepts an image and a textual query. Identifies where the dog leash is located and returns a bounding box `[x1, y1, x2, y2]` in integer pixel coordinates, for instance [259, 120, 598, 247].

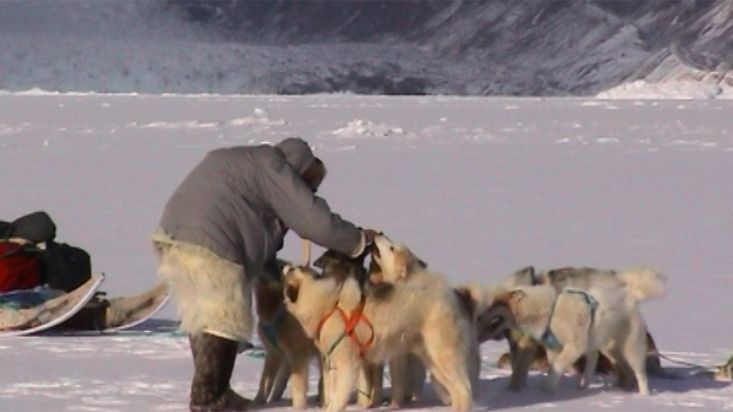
[654, 351, 717, 372]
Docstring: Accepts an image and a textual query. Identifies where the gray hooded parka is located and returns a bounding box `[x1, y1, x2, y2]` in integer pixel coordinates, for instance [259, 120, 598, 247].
[158, 138, 362, 271]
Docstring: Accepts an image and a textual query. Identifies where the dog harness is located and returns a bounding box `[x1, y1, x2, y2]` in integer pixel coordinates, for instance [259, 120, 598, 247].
[317, 295, 375, 357]
[258, 305, 287, 353]
[541, 288, 599, 351]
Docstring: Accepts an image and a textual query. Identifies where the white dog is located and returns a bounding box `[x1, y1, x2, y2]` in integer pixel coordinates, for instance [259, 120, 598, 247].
[282, 236, 477, 412]
[484, 267, 665, 395]
[368, 236, 484, 404]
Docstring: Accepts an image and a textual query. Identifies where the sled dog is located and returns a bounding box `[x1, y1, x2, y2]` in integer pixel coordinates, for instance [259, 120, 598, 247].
[367, 237, 485, 404]
[482, 267, 665, 395]
[479, 266, 666, 390]
[283, 236, 476, 412]
[253, 261, 319, 409]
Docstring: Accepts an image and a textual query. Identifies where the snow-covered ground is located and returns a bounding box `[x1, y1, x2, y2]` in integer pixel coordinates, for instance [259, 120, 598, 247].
[0, 93, 731, 411]
[596, 80, 732, 99]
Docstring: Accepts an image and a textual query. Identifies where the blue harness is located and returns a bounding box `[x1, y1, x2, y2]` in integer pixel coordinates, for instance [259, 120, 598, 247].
[541, 288, 599, 351]
[258, 305, 287, 353]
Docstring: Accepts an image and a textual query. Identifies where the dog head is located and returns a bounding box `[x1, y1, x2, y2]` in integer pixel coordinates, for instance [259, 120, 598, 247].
[370, 235, 427, 284]
[281, 263, 323, 305]
[313, 249, 367, 284]
[281, 261, 362, 338]
[475, 289, 524, 342]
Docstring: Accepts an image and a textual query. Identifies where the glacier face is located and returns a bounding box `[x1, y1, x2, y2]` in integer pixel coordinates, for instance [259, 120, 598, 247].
[0, 0, 731, 95]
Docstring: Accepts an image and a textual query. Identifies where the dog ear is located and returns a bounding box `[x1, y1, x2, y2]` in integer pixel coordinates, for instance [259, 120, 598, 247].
[313, 251, 332, 269]
[284, 281, 300, 304]
[282, 263, 292, 277]
[509, 289, 526, 302]
[514, 266, 536, 285]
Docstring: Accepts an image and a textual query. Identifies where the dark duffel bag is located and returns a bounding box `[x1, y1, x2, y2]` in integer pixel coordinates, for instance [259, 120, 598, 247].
[42, 241, 92, 293]
[2, 211, 56, 243]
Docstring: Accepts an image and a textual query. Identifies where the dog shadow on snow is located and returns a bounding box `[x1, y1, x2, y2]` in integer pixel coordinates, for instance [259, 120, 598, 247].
[472, 371, 731, 410]
[251, 371, 731, 411]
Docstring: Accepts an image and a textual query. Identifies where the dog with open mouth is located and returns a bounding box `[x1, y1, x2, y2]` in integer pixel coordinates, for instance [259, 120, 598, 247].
[367, 236, 487, 406]
[282, 235, 477, 412]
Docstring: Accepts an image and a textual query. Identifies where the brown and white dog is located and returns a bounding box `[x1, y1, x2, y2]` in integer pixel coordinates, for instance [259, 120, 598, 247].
[253, 261, 319, 409]
[282, 235, 477, 412]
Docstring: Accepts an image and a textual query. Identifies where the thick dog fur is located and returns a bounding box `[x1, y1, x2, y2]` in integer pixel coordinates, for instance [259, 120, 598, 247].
[316, 249, 426, 408]
[368, 237, 484, 406]
[480, 265, 666, 391]
[253, 261, 318, 410]
[483, 268, 666, 395]
[283, 237, 477, 412]
[313, 250, 386, 408]
[368, 236, 480, 407]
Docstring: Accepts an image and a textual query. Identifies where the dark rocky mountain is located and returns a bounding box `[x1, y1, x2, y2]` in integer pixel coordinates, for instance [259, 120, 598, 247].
[0, 0, 730, 95]
[168, 0, 732, 95]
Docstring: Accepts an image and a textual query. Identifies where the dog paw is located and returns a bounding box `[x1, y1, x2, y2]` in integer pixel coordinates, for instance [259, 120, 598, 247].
[357, 398, 373, 408]
[577, 377, 591, 389]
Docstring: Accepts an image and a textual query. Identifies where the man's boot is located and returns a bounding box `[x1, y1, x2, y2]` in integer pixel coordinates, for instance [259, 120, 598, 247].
[189, 332, 250, 412]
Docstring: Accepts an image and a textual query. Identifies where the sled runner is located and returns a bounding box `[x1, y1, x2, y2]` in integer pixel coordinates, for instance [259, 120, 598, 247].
[0, 273, 105, 337]
[55, 281, 171, 333]
[103, 282, 170, 332]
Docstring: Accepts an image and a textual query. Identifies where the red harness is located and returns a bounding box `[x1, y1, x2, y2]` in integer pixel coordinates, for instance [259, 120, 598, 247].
[316, 296, 374, 356]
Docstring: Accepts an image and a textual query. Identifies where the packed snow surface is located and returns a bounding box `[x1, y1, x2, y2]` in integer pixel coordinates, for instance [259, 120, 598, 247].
[0, 93, 731, 410]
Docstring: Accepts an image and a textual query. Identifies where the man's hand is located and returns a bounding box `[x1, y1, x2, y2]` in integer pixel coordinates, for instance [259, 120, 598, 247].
[361, 228, 380, 246]
[352, 228, 381, 258]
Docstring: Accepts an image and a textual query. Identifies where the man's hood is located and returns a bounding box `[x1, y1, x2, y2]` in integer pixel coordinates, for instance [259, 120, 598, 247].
[275, 137, 316, 174]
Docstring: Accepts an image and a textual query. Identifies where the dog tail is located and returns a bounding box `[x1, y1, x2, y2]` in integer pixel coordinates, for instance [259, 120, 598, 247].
[618, 267, 666, 302]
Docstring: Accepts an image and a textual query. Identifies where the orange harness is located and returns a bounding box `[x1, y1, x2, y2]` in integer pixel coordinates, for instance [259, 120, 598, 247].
[316, 296, 375, 357]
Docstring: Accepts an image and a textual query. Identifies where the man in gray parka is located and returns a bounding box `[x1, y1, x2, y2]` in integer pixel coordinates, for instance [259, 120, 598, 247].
[152, 137, 375, 411]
